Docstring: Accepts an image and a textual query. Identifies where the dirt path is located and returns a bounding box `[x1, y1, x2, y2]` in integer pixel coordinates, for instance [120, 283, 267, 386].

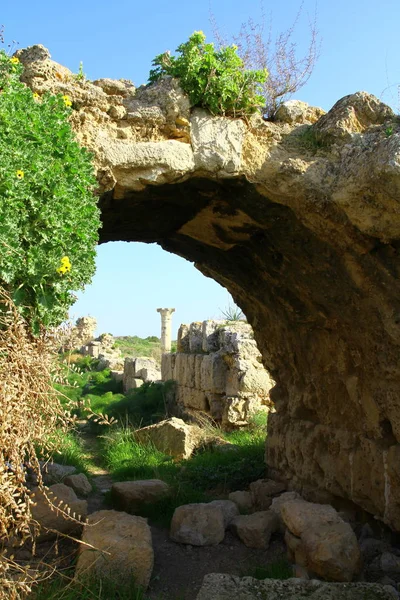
[77, 429, 287, 600]
[78, 429, 114, 513]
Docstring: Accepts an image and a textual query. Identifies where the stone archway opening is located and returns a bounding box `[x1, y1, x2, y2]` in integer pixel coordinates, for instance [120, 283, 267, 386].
[18, 45, 400, 530]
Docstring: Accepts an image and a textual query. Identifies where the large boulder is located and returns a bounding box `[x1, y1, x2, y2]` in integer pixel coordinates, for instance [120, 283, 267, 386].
[31, 483, 87, 540]
[170, 503, 225, 546]
[111, 479, 170, 512]
[39, 461, 76, 485]
[195, 574, 399, 600]
[75, 510, 153, 589]
[134, 417, 204, 459]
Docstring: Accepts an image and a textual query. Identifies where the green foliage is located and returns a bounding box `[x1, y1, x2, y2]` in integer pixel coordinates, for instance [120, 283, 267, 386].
[0, 52, 100, 332]
[241, 559, 293, 580]
[32, 571, 145, 600]
[149, 31, 268, 117]
[106, 381, 172, 427]
[220, 303, 245, 321]
[37, 430, 91, 477]
[113, 335, 162, 360]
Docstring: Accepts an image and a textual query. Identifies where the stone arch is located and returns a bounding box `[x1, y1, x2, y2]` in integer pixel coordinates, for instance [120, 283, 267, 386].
[18, 45, 400, 530]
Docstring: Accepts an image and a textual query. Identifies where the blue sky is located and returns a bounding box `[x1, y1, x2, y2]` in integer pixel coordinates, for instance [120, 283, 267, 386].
[2, 0, 399, 337]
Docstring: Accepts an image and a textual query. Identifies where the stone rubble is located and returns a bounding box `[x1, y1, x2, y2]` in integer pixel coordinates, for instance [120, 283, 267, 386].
[111, 479, 170, 513]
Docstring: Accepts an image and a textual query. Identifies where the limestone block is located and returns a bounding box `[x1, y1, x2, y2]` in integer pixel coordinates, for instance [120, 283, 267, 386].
[195, 573, 398, 600]
[189, 321, 203, 353]
[161, 352, 176, 381]
[208, 500, 239, 528]
[31, 483, 87, 540]
[170, 503, 225, 545]
[202, 320, 224, 353]
[207, 393, 224, 420]
[182, 353, 196, 388]
[218, 322, 254, 353]
[39, 462, 76, 485]
[190, 108, 246, 175]
[177, 386, 208, 411]
[110, 370, 123, 383]
[134, 357, 159, 377]
[249, 479, 287, 511]
[177, 324, 190, 353]
[174, 353, 188, 386]
[280, 499, 342, 537]
[63, 473, 92, 497]
[301, 522, 361, 582]
[230, 510, 279, 548]
[194, 354, 204, 389]
[200, 354, 227, 393]
[111, 479, 170, 512]
[270, 491, 302, 520]
[76, 510, 153, 589]
[138, 367, 161, 382]
[134, 417, 204, 459]
[222, 396, 264, 427]
[228, 490, 253, 513]
[88, 341, 101, 358]
[124, 377, 143, 393]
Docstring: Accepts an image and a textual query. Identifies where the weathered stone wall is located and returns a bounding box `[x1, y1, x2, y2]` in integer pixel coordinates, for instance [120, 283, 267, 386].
[17, 45, 400, 530]
[123, 357, 161, 392]
[161, 320, 274, 427]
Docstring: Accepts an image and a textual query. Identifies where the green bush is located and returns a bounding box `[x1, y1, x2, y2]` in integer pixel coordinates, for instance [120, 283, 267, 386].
[149, 31, 268, 117]
[0, 52, 100, 332]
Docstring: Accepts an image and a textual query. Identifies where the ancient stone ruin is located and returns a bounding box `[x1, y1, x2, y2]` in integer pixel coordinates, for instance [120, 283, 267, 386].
[17, 45, 400, 532]
[161, 320, 274, 427]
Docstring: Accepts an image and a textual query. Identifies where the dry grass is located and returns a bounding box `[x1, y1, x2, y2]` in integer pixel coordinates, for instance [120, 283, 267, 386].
[0, 287, 71, 598]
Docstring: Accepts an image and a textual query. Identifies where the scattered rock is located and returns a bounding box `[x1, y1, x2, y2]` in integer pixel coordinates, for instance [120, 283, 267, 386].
[31, 483, 87, 540]
[228, 490, 253, 513]
[249, 479, 286, 510]
[39, 462, 76, 485]
[195, 573, 399, 600]
[208, 500, 239, 528]
[111, 479, 170, 513]
[75, 510, 153, 589]
[63, 473, 92, 497]
[230, 510, 279, 549]
[170, 503, 225, 546]
[281, 499, 360, 582]
[270, 491, 301, 520]
[134, 417, 204, 459]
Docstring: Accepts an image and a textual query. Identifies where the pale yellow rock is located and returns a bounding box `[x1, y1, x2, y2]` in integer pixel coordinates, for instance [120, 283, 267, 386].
[230, 511, 279, 548]
[76, 510, 153, 589]
[170, 503, 225, 546]
[111, 479, 170, 512]
[134, 417, 204, 459]
[31, 484, 87, 540]
[280, 499, 342, 537]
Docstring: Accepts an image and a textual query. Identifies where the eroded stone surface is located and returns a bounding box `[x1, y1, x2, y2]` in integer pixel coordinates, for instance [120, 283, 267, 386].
[111, 479, 170, 512]
[170, 503, 225, 546]
[76, 510, 153, 589]
[195, 574, 398, 600]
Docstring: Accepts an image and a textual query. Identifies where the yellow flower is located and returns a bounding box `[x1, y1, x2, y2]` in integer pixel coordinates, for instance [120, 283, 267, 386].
[16, 170, 24, 180]
[10, 57, 19, 65]
[57, 256, 71, 275]
[62, 95, 72, 108]
[33, 92, 40, 100]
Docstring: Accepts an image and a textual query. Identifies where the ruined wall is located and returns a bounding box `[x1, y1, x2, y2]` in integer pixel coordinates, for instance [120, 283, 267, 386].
[161, 320, 274, 427]
[17, 45, 400, 530]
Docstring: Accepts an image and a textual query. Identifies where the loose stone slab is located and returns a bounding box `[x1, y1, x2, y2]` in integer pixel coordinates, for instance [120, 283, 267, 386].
[170, 503, 225, 546]
[195, 574, 399, 600]
[111, 479, 170, 512]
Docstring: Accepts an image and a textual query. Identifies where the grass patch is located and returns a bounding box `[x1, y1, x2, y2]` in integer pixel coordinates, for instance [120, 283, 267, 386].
[102, 412, 267, 526]
[32, 571, 145, 599]
[38, 430, 91, 477]
[106, 381, 173, 427]
[241, 558, 293, 580]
